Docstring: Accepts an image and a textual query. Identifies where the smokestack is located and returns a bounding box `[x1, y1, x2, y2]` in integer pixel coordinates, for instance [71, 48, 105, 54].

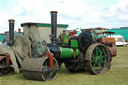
[8, 19, 15, 46]
[50, 11, 57, 45]
[18, 28, 21, 35]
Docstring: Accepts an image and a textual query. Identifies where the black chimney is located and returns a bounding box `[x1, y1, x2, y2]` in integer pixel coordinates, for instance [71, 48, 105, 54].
[8, 19, 15, 46]
[50, 11, 57, 45]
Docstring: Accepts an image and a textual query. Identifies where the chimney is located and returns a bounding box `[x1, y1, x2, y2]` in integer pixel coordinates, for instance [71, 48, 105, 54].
[50, 11, 58, 45]
[18, 28, 21, 35]
[8, 19, 15, 46]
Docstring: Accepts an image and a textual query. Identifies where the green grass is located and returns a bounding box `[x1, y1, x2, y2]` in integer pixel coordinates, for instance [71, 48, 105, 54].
[0, 47, 128, 85]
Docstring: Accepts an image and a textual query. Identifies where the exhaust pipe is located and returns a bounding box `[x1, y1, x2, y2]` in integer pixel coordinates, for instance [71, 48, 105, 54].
[50, 11, 57, 45]
[8, 19, 15, 46]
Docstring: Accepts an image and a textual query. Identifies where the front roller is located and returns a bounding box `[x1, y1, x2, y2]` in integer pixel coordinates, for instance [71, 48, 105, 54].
[21, 56, 58, 81]
[85, 43, 111, 75]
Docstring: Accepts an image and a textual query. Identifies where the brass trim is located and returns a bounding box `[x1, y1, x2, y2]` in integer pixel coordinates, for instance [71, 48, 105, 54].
[51, 11, 57, 14]
[8, 19, 15, 23]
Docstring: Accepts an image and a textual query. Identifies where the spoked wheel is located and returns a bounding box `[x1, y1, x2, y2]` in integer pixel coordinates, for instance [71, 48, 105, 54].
[22, 56, 58, 81]
[85, 44, 110, 75]
[0, 56, 14, 76]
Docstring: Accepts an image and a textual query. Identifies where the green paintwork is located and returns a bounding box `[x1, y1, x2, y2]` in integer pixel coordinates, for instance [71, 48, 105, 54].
[60, 47, 73, 59]
[0, 34, 7, 42]
[70, 40, 79, 48]
[91, 47, 104, 72]
[107, 28, 128, 41]
[37, 23, 68, 28]
[59, 47, 80, 59]
[63, 35, 69, 44]
[73, 48, 80, 57]
[0, 32, 23, 42]
[20, 32, 23, 36]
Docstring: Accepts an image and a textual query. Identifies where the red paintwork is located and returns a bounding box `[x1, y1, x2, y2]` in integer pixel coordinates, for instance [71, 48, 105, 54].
[45, 52, 54, 68]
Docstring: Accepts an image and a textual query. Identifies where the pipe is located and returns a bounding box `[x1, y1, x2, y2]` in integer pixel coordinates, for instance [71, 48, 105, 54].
[45, 52, 54, 68]
[8, 19, 15, 46]
[50, 11, 57, 45]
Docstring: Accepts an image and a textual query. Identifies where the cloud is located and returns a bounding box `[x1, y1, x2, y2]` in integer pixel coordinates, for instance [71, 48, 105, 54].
[0, 0, 128, 33]
[102, 0, 128, 27]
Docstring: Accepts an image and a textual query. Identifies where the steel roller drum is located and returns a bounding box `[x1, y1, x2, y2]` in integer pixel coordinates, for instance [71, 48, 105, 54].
[21, 56, 58, 81]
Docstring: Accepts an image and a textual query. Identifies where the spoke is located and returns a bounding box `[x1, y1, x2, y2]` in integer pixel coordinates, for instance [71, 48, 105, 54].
[95, 47, 98, 56]
[92, 63, 96, 68]
[99, 59, 104, 64]
[100, 55, 104, 58]
[99, 49, 103, 56]
[98, 48, 105, 64]
[91, 56, 96, 63]
[91, 52, 97, 63]
[93, 47, 104, 71]
[42, 60, 49, 79]
[92, 63, 97, 72]
[97, 63, 102, 70]
[95, 56, 99, 63]
[99, 55, 104, 64]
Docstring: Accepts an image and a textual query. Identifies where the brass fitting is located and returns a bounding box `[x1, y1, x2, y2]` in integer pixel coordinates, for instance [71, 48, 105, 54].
[8, 19, 15, 23]
[50, 11, 57, 14]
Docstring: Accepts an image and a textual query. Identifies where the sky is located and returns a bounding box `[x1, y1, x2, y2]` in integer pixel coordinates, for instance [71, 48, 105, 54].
[0, 0, 128, 33]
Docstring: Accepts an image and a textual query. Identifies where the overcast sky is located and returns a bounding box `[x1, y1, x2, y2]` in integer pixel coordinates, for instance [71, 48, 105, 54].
[0, 0, 128, 33]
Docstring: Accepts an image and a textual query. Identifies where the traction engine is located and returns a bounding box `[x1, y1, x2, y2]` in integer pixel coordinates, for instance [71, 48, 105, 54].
[20, 11, 116, 81]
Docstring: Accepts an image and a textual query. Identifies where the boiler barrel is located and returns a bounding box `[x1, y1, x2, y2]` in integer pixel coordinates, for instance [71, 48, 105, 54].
[59, 47, 80, 59]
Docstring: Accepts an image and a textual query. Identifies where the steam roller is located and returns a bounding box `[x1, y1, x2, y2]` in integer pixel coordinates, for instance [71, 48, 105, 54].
[21, 11, 117, 81]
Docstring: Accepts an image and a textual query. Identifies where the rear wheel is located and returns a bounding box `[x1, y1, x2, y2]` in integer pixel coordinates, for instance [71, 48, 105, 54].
[85, 44, 110, 74]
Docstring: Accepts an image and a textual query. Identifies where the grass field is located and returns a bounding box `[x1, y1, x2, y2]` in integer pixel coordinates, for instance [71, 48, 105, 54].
[0, 47, 128, 85]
